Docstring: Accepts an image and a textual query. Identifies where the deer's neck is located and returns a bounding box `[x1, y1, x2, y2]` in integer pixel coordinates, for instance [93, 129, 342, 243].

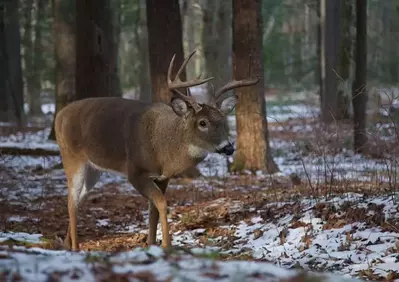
[155, 113, 206, 177]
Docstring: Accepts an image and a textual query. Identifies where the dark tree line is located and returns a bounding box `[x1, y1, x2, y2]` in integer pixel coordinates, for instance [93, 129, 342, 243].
[319, 0, 368, 152]
[0, 0, 374, 172]
[0, 0, 24, 124]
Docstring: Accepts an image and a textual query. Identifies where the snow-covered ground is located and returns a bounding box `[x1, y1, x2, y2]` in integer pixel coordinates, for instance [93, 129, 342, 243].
[0, 193, 397, 281]
[231, 193, 399, 278]
[2, 101, 398, 184]
[0, 243, 361, 282]
[2, 100, 399, 281]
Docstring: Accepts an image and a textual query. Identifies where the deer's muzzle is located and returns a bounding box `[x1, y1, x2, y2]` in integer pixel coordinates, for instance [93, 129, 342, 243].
[217, 142, 235, 156]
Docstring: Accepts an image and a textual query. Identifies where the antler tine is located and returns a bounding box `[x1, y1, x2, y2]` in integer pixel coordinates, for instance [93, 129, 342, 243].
[167, 49, 214, 90]
[167, 49, 216, 113]
[214, 78, 260, 107]
[174, 49, 197, 82]
[167, 54, 177, 86]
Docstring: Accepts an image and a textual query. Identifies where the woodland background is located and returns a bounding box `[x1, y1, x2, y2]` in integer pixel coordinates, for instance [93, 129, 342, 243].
[1, 0, 399, 281]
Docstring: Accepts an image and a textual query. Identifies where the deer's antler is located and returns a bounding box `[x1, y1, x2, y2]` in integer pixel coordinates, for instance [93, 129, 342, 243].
[167, 50, 214, 113]
[213, 78, 260, 108]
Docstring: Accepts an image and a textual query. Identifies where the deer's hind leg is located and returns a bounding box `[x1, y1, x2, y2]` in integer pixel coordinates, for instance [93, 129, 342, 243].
[63, 156, 101, 251]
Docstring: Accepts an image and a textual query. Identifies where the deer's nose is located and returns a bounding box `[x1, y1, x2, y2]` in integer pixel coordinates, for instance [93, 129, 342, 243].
[220, 143, 235, 156]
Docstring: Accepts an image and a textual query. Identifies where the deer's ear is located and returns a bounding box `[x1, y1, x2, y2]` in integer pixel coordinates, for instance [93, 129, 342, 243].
[219, 96, 237, 115]
[171, 98, 189, 117]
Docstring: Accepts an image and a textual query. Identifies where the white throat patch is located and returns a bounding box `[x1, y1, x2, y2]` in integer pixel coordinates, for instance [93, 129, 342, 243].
[188, 144, 209, 159]
[216, 140, 230, 151]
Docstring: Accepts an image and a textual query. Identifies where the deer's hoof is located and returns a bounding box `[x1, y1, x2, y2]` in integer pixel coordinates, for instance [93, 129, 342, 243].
[63, 237, 72, 250]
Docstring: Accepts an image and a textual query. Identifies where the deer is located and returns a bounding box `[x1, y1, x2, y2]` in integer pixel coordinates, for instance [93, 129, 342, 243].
[55, 49, 259, 251]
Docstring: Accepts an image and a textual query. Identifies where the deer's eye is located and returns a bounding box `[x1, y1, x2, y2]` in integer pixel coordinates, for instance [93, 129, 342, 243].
[199, 120, 207, 127]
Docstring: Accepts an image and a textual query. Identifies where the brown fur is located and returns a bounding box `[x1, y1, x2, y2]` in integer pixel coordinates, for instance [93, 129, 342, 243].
[55, 97, 231, 250]
[55, 49, 259, 251]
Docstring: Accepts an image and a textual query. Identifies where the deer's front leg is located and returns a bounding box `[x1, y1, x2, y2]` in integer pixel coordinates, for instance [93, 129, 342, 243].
[147, 179, 169, 245]
[129, 175, 171, 248]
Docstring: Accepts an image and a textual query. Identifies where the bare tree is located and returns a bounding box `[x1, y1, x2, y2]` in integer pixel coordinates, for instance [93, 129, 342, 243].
[27, 0, 46, 117]
[315, 0, 322, 95]
[181, 0, 197, 80]
[21, 0, 34, 109]
[320, 0, 341, 123]
[110, 0, 122, 97]
[138, 0, 151, 102]
[0, 0, 24, 124]
[75, 0, 119, 100]
[48, 0, 76, 140]
[337, 0, 352, 119]
[232, 0, 279, 173]
[352, 0, 367, 153]
[146, 0, 185, 103]
[382, 1, 398, 83]
[202, 0, 232, 91]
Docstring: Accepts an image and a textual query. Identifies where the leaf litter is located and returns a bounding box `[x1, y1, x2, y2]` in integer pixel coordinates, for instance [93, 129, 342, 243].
[2, 101, 399, 281]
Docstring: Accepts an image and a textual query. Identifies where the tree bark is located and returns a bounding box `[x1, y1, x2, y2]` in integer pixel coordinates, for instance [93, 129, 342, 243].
[28, 0, 46, 117]
[182, 0, 196, 80]
[75, 0, 117, 100]
[316, 0, 323, 98]
[48, 0, 76, 140]
[110, 0, 122, 97]
[293, 32, 302, 83]
[337, 0, 352, 120]
[203, 0, 232, 94]
[146, 0, 185, 103]
[320, 0, 341, 123]
[21, 0, 34, 106]
[138, 0, 151, 102]
[386, 1, 399, 83]
[352, 0, 367, 153]
[232, 0, 279, 174]
[0, 0, 24, 124]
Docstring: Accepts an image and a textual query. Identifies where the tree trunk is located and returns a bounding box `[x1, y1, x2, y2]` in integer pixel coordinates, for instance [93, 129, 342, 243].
[352, 0, 367, 153]
[28, 0, 46, 117]
[0, 3, 7, 120]
[320, 0, 340, 123]
[21, 0, 33, 106]
[146, 0, 185, 103]
[146, 0, 201, 178]
[138, 0, 151, 102]
[182, 0, 196, 80]
[382, 1, 391, 83]
[293, 33, 302, 83]
[203, 0, 232, 94]
[0, 0, 24, 124]
[202, 0, 218, 81]
[387, 2, 399, 83]
[337, 0, 352, 120]
[316, 0, 323, 98]
[232, 0, 279, 174]
[110, 0, 122, 97]
[48, 0, 76, 140]
[75, 0, 116, 100]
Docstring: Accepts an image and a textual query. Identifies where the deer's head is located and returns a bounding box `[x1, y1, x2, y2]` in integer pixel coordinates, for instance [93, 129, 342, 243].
[167, 50, 259, 158]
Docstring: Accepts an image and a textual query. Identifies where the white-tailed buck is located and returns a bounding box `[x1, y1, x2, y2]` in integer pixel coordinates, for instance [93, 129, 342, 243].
[55, 50, 259, 251]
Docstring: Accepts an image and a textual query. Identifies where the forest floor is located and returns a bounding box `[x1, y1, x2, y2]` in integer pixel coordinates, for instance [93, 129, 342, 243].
[1, 90, 399, 281]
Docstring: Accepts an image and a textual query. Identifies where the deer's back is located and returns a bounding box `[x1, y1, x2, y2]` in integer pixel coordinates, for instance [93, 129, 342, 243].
[55, 97, 156, 172]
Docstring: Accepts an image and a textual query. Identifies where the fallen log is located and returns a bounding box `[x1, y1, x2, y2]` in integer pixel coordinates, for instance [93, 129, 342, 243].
[0, 146, 60, 156]
[0, 146, 202, 178]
